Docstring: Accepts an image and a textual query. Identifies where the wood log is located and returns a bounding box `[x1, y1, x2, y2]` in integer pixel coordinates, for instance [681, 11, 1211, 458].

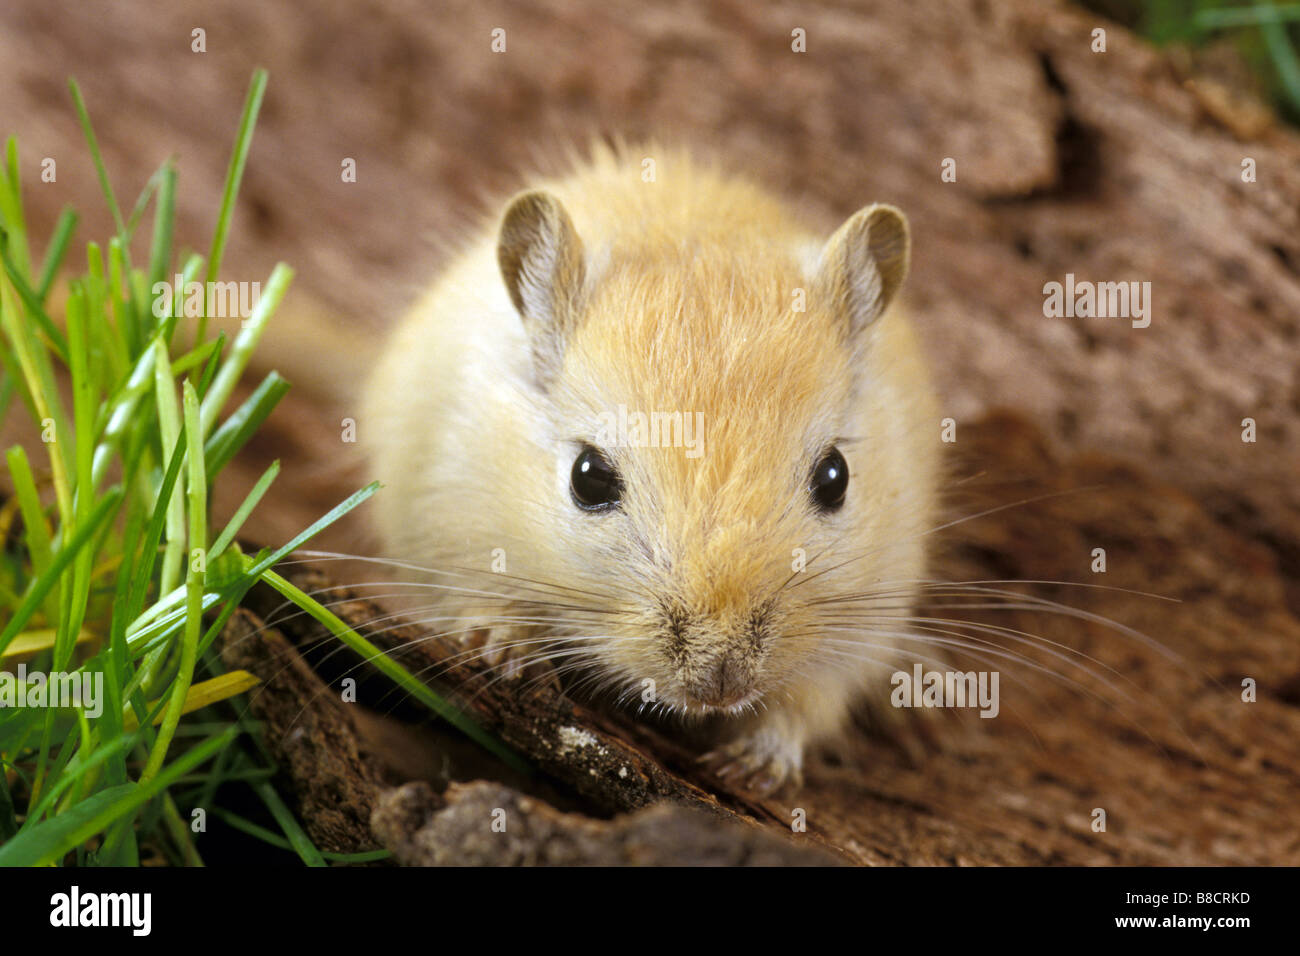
[370, 781, 843, 866]
[221, 581, 849, 863]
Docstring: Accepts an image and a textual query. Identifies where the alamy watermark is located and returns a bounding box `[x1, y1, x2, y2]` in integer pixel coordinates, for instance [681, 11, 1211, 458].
[595, 404, 705, 459]
[151, 274, 261, 320]
[890, 663, 1000, 718]
[0, 664, 103, 718]
[1043, 273, 1151, 328]
[50, 886, 151, 936]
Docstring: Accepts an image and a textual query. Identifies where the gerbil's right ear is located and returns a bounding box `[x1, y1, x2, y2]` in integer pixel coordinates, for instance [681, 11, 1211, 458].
[813, 203, 910, 339]
[497, 190, 586, 382]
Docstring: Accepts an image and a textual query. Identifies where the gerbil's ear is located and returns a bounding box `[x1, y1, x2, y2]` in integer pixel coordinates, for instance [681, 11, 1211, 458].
[813, 203, 910, 337]
[497, 190, 586, 378]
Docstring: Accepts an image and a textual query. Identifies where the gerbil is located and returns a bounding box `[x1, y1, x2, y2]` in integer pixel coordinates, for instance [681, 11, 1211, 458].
[361, 145, 940, 793]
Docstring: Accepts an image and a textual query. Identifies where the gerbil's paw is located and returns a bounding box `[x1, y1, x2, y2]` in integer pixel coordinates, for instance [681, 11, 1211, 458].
[700, 728, 804, 797]
[460, 625, 557, 689]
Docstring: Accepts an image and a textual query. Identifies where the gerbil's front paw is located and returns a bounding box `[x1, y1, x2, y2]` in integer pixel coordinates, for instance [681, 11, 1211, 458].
[700, 727, 804, 797]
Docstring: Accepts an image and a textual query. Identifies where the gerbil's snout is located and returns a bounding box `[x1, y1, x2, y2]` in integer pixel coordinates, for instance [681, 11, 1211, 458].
[661, 601, 776, 711]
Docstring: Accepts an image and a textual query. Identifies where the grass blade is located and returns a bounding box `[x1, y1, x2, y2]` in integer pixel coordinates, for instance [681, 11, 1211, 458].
[204, 371, 289, 478]
[139, 382, 207, 782]
[198, 69, 267, 345]
[36, 207, 78, 303]
[0, 725, 237, 867]
[0, 487, 121, 657]
[67, 79, 126, 236]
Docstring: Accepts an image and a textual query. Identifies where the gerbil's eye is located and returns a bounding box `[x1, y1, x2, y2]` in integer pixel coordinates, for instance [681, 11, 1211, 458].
[570, 445, 623, 512]
[810, 447, 849, 513]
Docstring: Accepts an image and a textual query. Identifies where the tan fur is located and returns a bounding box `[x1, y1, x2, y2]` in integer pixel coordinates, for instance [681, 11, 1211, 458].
[361, 144, 941, 792]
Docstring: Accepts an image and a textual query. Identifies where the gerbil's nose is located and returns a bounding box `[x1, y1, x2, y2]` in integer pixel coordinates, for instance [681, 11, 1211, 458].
[667, 603, 773, 709]
[691, 653, 753, 708]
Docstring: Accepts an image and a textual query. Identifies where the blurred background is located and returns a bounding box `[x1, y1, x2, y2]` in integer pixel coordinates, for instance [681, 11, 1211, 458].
[2, 0, 1296, 560]
[1088, 0, 1300, 125]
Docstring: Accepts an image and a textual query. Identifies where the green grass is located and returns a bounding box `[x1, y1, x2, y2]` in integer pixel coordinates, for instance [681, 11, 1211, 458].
[0, 70, 519, 866]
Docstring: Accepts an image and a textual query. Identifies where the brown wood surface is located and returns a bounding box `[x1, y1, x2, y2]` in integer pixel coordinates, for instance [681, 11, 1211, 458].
[3, 0, 1298, 863]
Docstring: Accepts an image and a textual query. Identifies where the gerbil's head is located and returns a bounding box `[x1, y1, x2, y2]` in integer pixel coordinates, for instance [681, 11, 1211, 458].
[496, 187, 923, 716]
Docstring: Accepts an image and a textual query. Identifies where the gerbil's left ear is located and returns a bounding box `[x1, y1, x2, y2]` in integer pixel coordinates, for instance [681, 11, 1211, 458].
[497, 190, 586, 381]
[813, 203, 910, 337]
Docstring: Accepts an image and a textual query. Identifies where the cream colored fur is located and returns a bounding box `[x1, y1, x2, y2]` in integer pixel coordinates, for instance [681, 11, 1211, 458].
[362, 144, 940, 792]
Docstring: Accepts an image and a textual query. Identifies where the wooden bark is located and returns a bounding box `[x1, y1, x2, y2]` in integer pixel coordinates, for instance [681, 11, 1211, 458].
[222, 584, 846, 863]
[3, 0, 1299, 863]
[370, 781, 843, 866]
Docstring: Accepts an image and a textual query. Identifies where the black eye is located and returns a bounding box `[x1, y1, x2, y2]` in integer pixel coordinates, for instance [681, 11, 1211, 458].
[810, 447, 848, 512]
[570, 445, 623, 511]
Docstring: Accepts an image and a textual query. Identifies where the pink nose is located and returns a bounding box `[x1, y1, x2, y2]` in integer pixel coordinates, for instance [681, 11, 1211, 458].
[684, 655, 755, 709]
